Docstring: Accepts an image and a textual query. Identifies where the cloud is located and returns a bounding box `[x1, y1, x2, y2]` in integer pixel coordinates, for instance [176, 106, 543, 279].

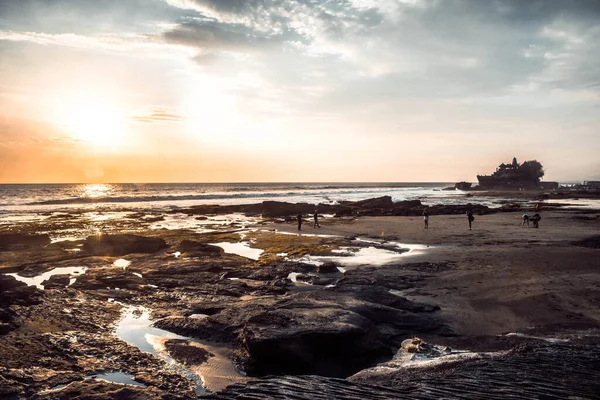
[0, 0, 195, 34]
[131, 109, 184, 124]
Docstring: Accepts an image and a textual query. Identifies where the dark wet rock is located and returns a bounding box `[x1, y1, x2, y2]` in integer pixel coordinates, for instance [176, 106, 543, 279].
[247, 262, 317, 281]
[154, 316, 233, 342]
[15, 264, 55, 278]
[153, 263, 451, 378]
[41, 274, 70, 290]
[353, 196, 396, 209]
[294, 273, 313, 283]
[206, 343, 600, 400]
[203, 375, 411, 400]
[70, 270, 144, 291]
[0, 234, 51, 250]
[573, 235, 600, 249]
[240, 306, 390, 377]
[0, 274, 27, 292]
[164, 339, 214, 366]
[178, 240, 224, 256]
[83, 235, 167, 256]
[0, 275, 43, 334]
[318, 262, 342, 274]
[425, 203, 492, 216]
[309, 276, 339, 286]
[0, 275, 42, 306]
[33, 380, 160, 400]
[177, 196, 498, 218]
[350, 343, 600, 399]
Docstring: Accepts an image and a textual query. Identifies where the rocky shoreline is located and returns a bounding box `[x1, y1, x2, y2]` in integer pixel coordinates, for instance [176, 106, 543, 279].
[1, 197, 599, 399]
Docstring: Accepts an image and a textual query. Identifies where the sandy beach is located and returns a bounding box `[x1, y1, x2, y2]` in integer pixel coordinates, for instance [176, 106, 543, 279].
[268, 211, 600, 337]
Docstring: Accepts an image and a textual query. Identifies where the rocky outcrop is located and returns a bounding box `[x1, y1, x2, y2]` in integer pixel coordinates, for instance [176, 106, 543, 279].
[175, 196, 492, 218]
[0, 234, 51, 250]
[0, 275, 42, 306]
[178, 240, 224, 256]
[41, 274, 70, 289]
[153, 263, 451, 379]
[71, 270, 144, 291]
[240, 306, 390, 377]
[83, 235, 167, 256]
[0, 275, 42, 334]
[317, 262, 341, 274]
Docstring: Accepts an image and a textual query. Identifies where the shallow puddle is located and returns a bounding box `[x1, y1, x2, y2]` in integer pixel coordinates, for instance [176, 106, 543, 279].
[6, 266, 88, 290]
[113, 259, 131, 269]
[115, 306, 247, 394]
[211, 242, 264, 260]
[503, 332, 569, 343]
[88, 371, 146, 387]
[115, 307, 188, 356]
[291, 238, 429, 267]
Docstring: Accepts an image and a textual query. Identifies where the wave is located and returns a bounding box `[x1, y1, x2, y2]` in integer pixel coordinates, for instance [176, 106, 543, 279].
[26, 188, 402, 206]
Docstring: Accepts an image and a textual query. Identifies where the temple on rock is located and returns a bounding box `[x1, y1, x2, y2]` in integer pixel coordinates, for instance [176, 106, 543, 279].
[477, 157, 557, 190]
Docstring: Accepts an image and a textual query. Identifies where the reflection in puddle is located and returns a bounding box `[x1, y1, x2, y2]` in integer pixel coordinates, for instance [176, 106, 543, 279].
[115, 306, 247, 393]
[6, 267, 88, 290]
[504, 332, 569, 343]
[116, 307, 204, 394]
[88, 372, 146, 387]
[291, 238, 429, 267]
[287, 272, 309, 284]
[211, 242, 264, 260]
[113, 259, 131, 269]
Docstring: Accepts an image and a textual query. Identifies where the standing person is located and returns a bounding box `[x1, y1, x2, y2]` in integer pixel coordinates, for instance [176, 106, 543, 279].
[467, 210, 474, 230]
[522, 214, 530, 227]
[531, 213, 541, 228]
[313, 209, 320, 228]
[423, 209, 429, 229]
[297, 212, 302, 231]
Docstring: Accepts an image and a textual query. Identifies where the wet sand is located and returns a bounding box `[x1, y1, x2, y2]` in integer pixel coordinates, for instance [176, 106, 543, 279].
[267, 210, 600, 336]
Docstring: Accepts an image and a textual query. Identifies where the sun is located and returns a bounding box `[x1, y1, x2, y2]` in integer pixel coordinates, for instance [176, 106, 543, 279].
[56, 95, 127, 148]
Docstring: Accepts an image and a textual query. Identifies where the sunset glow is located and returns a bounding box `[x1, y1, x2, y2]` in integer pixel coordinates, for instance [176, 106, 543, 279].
[0, 1, 598, 183]
[56, 96, 127, 148]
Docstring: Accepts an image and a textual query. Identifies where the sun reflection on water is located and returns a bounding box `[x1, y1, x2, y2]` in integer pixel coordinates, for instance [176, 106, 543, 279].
[81, 184, 112, 198]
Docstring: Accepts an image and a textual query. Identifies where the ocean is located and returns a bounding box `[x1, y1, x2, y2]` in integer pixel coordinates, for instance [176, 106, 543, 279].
[0, 182, 472, 213]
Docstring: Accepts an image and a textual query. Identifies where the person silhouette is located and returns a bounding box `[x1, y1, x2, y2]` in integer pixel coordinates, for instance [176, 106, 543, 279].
[423, 209, 429, 229]
[467, 210, 474, 230]
[297, 212, 302, 231]
[313, 209, 320, 228]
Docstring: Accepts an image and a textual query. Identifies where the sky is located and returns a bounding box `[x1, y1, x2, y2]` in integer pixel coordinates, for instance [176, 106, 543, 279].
[0, 0, 599, 183]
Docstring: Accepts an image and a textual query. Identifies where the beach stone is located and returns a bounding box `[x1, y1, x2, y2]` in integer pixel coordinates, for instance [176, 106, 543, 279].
[178, 240, 224, 256]
[353, 196, 396, 209]
[83, 234, 167, 256]
[41, 274, 70, 289]
[318, 262, 342, 274]
[164, 339, 213, 366]
[0, 234, 51, 250]
[71, 270, 144, 291]
[0, 275, 42, 306]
